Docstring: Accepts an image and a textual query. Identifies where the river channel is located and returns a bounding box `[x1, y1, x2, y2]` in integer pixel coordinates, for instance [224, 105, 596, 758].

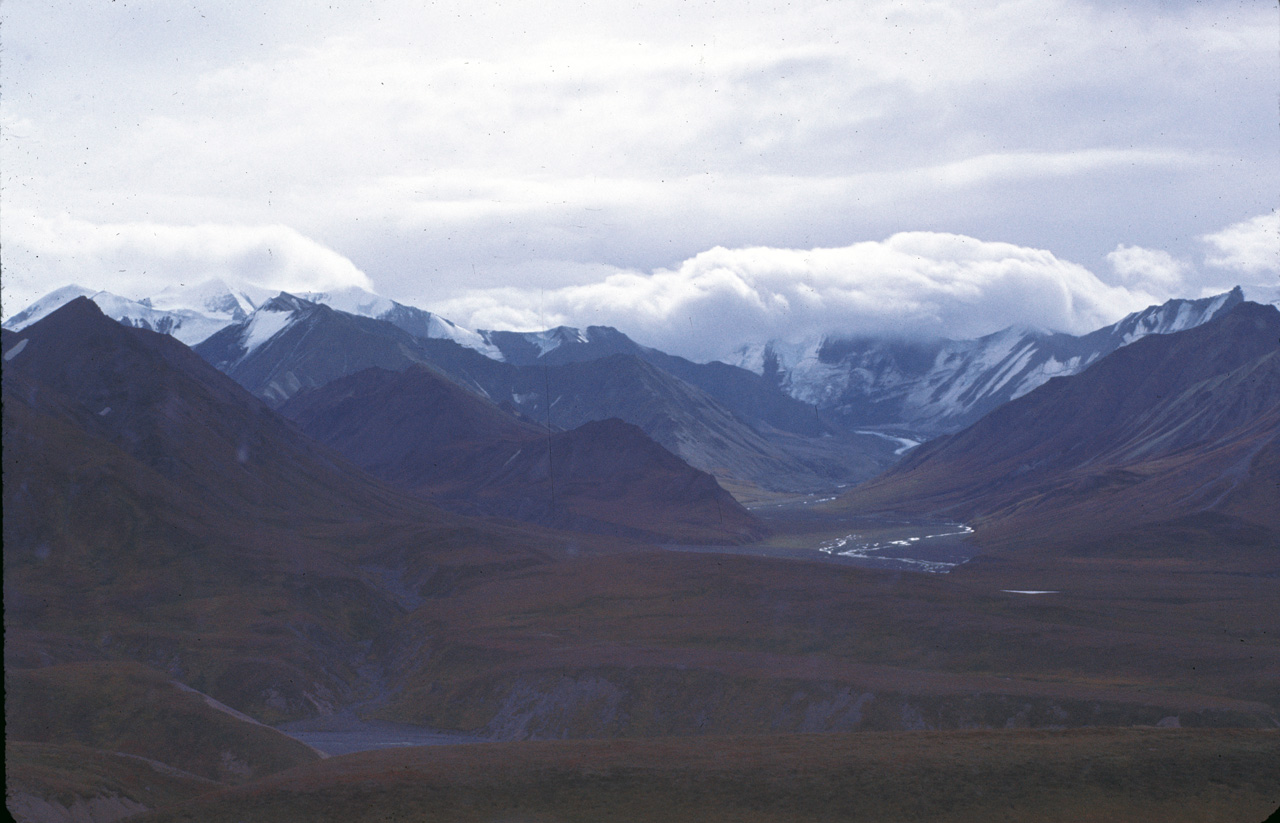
[665, 495, 977, 573]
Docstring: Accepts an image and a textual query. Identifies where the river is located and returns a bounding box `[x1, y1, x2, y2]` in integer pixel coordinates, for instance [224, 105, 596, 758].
[666, 495, 977, 573]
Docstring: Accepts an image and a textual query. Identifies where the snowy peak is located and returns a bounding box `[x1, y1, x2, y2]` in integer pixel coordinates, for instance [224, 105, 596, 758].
[238, 295, 310, 357]
[297, 285, 394, 319]
[1107, 286, 1243, 345]
[2, 285, 239, 346]
[2, 285, 97, 330]
[741, 288, 1248, 435]
[5, 281, 500, 359]
[478, 325, 646, 366]
[148, 278, 272, 321]
[298, 287, 502, 359]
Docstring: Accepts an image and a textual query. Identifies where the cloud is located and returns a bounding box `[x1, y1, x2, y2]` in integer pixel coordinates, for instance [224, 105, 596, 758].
[1202, 211, 1280, 276]
[0, 210, 372, 316]
[5, 0, 1275, 307]
[1106, 244, 1190, 295]
[432, 232, 1154, 362]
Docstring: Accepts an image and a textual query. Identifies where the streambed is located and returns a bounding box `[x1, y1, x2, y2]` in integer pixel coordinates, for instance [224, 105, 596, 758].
[276, 714, 487, 756]
[666, 496, 977, 573]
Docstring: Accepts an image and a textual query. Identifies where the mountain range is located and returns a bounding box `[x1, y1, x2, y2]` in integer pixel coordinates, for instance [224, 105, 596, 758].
[8, 281, 1249, 496]
[733, 288, 1246, 434]
[180, 292, 882, 492]
[837, 299, 1280, 556]
[5, 281, 1280, 821]
[278, 363, 764, 543]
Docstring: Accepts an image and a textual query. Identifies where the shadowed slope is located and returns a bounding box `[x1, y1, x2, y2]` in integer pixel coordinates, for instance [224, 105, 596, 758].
[194, 294, 438, 406]
[837, 301, 1280, 555]
[194, 297, 882, 491]
[280, 365, 764, 543]
[1, 299, 573, 721]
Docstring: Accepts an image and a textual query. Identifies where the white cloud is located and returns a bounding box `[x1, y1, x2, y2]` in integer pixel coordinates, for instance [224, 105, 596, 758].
[1202, 211, 1280, 276]
[0, 210, 372, 317]
[433, 232, 1153, 362]
[3, 0, 1275, 324]
[1106, 244, 1190, 295]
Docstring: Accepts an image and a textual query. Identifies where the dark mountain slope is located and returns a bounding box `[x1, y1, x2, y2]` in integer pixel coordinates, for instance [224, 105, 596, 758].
[194, 294, 439, 406]
[1, 299, 573, 721]
[280, 365, 764, 543]
[195, 298, 873, 492]
[759, 288, 1245, 435]
[505, 354, 837, 490]
[481, 324, 826, 437]
[5, 297, 419, 519]
[412, 343, 866, 490]
[838, 301, 1280, 554]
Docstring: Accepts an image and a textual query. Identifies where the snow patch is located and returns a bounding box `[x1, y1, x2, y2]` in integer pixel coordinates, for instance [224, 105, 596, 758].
[3, 338, 29, 361]
[425, 314, 503, 359]
[300, 286, 394, 319]
[239, 308, 296, 356]
[530, 330, 568, 356]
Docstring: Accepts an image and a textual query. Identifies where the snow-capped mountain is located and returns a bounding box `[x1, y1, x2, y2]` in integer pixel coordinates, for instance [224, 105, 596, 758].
[298, 285, 501, 359]
[734, 288, 1245, 434]
[148, 278, 273, 321]
[478, 325, 651, 366]
[1, 282, 255, 346]
[5, 281, 502, 358]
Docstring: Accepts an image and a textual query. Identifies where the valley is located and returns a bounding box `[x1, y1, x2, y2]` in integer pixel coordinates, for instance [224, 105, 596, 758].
[667, 500, 977, 573]
[3, 288, 1278, 822]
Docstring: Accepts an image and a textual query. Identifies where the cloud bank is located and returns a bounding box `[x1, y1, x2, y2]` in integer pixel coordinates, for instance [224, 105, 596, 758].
[1203, 211, 1280, 277]
[433, 232, 1156, 362]
[4, 211, 1271, 364]
[1, 211, 372, 315]
[4, 0, 1276, 316]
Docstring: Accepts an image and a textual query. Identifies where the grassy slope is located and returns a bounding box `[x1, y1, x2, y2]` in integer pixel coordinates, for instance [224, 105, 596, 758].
[4, 661, 321, 823]
[6, 742, 217, 821]
[137, 729, 1280, 823]
[5, 662, 322, 783]
[828, 306, 1280, 557]
[372, 548, 1280, 736]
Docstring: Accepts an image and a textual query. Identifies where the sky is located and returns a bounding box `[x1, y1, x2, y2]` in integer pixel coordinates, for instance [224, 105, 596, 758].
[2, 0, 1277, 361]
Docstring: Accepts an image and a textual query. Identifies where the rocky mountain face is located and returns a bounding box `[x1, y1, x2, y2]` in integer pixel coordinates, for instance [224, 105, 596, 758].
[480, 325, 827, 438]
[735, 288, 1245, 434]
[838, 300, 1280, 554]
[280, 364, 765, 543]
[192, 293, 450, 405]
[190, 296, 892, 492]
[6, 282, 1255, 499]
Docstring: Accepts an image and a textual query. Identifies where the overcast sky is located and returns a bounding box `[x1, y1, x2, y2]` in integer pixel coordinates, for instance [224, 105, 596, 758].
[3, 0, 1277, 360]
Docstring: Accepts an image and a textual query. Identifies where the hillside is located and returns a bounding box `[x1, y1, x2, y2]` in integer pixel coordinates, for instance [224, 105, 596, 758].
[1, 298, 573, 721]
[280, 364, 764, 543]
[836, 300, 1280, 556]
[739, 288, 1245, 434]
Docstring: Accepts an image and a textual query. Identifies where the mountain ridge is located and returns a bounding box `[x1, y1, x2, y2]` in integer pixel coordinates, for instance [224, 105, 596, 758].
[736, 288, 1245, 434]
[834, 299, 1280, 555]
